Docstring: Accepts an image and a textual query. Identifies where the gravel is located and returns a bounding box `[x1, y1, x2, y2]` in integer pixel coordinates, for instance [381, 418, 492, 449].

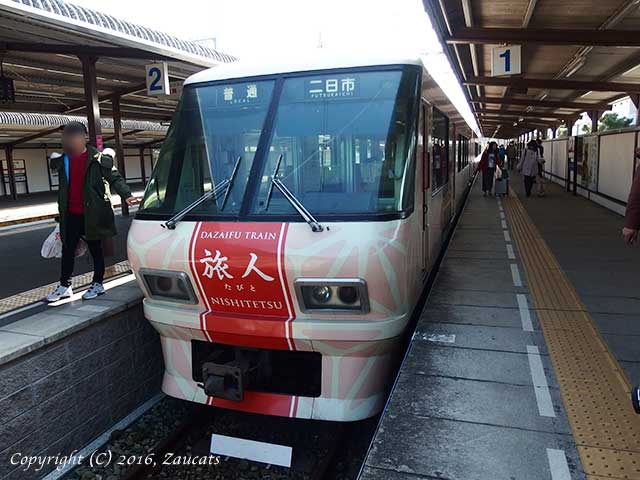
[64, 396, 378, 480]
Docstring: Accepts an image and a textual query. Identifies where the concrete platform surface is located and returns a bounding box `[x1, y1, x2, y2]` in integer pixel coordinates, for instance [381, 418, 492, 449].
[360, 179, 586, 480]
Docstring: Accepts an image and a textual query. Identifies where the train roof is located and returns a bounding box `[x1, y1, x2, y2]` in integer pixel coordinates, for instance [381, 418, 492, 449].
[184, 52, 424, 85]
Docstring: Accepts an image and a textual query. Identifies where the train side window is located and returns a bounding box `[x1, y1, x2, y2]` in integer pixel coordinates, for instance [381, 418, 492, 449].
[432, 107, 448, 191]
[422, 103, 430, 190]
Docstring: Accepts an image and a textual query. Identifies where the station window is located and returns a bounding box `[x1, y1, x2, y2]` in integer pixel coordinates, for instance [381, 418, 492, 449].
[432, 107, 448, 191]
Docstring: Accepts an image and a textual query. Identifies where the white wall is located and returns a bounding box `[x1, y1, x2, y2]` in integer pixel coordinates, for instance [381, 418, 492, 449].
[1, 146, 154, 195]
[541, 130, 639, 217]
[598, 132, 636, 203]
[551, 139, 567, 180]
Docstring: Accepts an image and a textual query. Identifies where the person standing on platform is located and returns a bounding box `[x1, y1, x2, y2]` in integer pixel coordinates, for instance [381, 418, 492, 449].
[479, 141, 499, 196]
[506, 141, 517, 170]
[623, 164, 640, 245]
[46, 122, 140, 302]
[518, 140, 541, 198]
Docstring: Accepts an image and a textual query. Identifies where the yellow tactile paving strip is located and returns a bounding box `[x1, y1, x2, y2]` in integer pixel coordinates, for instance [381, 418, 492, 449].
[0, 260, 131, 315]
[503, 191, 640, 479]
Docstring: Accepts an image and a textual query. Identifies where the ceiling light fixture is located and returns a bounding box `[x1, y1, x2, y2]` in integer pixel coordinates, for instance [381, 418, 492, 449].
[622, 64, 640, 77]
[565, 57, 586, 78]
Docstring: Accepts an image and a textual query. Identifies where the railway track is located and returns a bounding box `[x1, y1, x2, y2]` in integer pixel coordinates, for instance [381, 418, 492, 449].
[65, 397, 376, 480]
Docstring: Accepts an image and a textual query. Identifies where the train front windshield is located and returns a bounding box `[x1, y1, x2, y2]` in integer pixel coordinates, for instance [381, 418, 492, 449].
[138, 67, 420, 220]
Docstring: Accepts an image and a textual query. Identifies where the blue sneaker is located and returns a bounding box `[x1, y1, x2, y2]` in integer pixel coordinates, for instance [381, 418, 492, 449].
[82, 283, 105, 300]
[46, 285, 73, 302]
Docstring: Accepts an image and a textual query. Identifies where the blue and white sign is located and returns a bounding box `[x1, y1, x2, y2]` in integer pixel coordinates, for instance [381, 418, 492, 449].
[146, 62, 170, 96]
[492, 45, 521, 77]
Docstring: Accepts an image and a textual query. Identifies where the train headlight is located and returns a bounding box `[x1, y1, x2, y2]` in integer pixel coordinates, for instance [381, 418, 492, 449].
[139, 269, 198, 304]
[311, 286, 332, 304]
[295, 279, 369, 314]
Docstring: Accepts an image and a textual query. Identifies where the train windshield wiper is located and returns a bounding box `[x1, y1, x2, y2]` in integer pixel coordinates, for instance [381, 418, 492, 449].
[162, 156, 241, 230]
[265, 154, 324, 233]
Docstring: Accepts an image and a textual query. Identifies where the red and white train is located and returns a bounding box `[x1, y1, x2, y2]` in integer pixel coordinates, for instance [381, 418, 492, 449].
[127, 54, 479, 421]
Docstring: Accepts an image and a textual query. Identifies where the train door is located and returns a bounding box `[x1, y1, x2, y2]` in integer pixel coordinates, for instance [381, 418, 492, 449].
[420, 100, 431, 273]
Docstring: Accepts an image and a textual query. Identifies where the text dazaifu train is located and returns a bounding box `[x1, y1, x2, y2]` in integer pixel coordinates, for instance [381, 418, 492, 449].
[127, 54, 479, 421]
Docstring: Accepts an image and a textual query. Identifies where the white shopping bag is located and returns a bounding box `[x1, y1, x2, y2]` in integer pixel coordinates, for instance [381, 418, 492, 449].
[41, 225, 88, 258]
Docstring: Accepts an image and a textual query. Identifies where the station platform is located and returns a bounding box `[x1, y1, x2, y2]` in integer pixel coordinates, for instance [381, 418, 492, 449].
[0, 186, 144, 228]
[360, 174, 640, 480]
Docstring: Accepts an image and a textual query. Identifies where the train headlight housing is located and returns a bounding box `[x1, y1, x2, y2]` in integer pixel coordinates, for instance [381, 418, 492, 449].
[295, 279, 369, 313]
[139, 269, 198, 304]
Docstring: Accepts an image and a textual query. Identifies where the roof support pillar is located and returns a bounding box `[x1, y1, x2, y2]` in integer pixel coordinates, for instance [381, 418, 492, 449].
[80, 55, 103, 149]
[589, 110, 601, 133]
[566, 115, 580, 136]
[139, 147, 146, 185]
[630, 94, 640, 124]
[4, 146, 17, 200]
[111, 95, 128, 216]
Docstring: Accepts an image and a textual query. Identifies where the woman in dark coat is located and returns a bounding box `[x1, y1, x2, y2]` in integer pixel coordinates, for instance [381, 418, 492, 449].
[46, 122, 139, 302]
[478, 141, 498, 196]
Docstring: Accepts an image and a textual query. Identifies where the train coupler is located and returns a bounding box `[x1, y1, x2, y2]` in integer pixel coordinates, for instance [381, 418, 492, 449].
[202, 360, 249, 402]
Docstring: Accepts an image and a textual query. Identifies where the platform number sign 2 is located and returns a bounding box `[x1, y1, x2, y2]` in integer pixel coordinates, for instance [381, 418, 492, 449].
[492, 45, 522, 77]
[145, 62, 170, 96]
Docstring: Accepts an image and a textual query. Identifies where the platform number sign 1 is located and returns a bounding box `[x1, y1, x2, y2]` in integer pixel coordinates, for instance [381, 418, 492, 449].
[145, 62, 170, 96]
[492, 45, 521, 77]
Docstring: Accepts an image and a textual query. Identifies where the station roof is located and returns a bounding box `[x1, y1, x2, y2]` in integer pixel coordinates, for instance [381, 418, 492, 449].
[0, 0, 236, 122]
[0, 112, 167, 147]
[424, 0, 640, 139]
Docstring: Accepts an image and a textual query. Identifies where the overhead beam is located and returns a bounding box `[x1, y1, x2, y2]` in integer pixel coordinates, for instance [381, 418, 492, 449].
[545, 0, 640, 106]
[479, 118, 559, 126]
[522, 0, 539, 27]
[476, 108, 573, 120]
[446, 27, 640, 46]
[464, 77, 640, 93]
[64, 82, 148, 114]
[471, 96, 612, 111]
[2, 43, 172, 60]
[5, 126, 64, 147]
[103, 129, 145, 143]
[460, 0, 482, 100]
[137, 138, 165, 148]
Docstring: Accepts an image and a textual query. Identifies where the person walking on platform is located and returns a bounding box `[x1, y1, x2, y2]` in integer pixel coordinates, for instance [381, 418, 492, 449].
[623, 164, 640, 245]
[536, 138, 546, 197]
[479, 141, 499, 196]
[494, 150, 509, 197]
[46, 122, 140, 302]
[498, 144, 507, 166]
[518, 140, 542, 198]
[506, 141, 517, 170]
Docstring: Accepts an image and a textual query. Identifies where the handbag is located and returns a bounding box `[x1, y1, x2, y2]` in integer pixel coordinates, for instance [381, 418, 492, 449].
[41, 224, 88, 258]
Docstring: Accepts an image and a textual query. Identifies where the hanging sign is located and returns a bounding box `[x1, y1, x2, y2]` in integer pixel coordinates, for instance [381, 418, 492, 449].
[145, 62, 170, 96]
[492, 45, 522, 77]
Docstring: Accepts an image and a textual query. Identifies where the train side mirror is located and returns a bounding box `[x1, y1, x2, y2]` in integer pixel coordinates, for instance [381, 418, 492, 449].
[632, 386, 640, 414]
